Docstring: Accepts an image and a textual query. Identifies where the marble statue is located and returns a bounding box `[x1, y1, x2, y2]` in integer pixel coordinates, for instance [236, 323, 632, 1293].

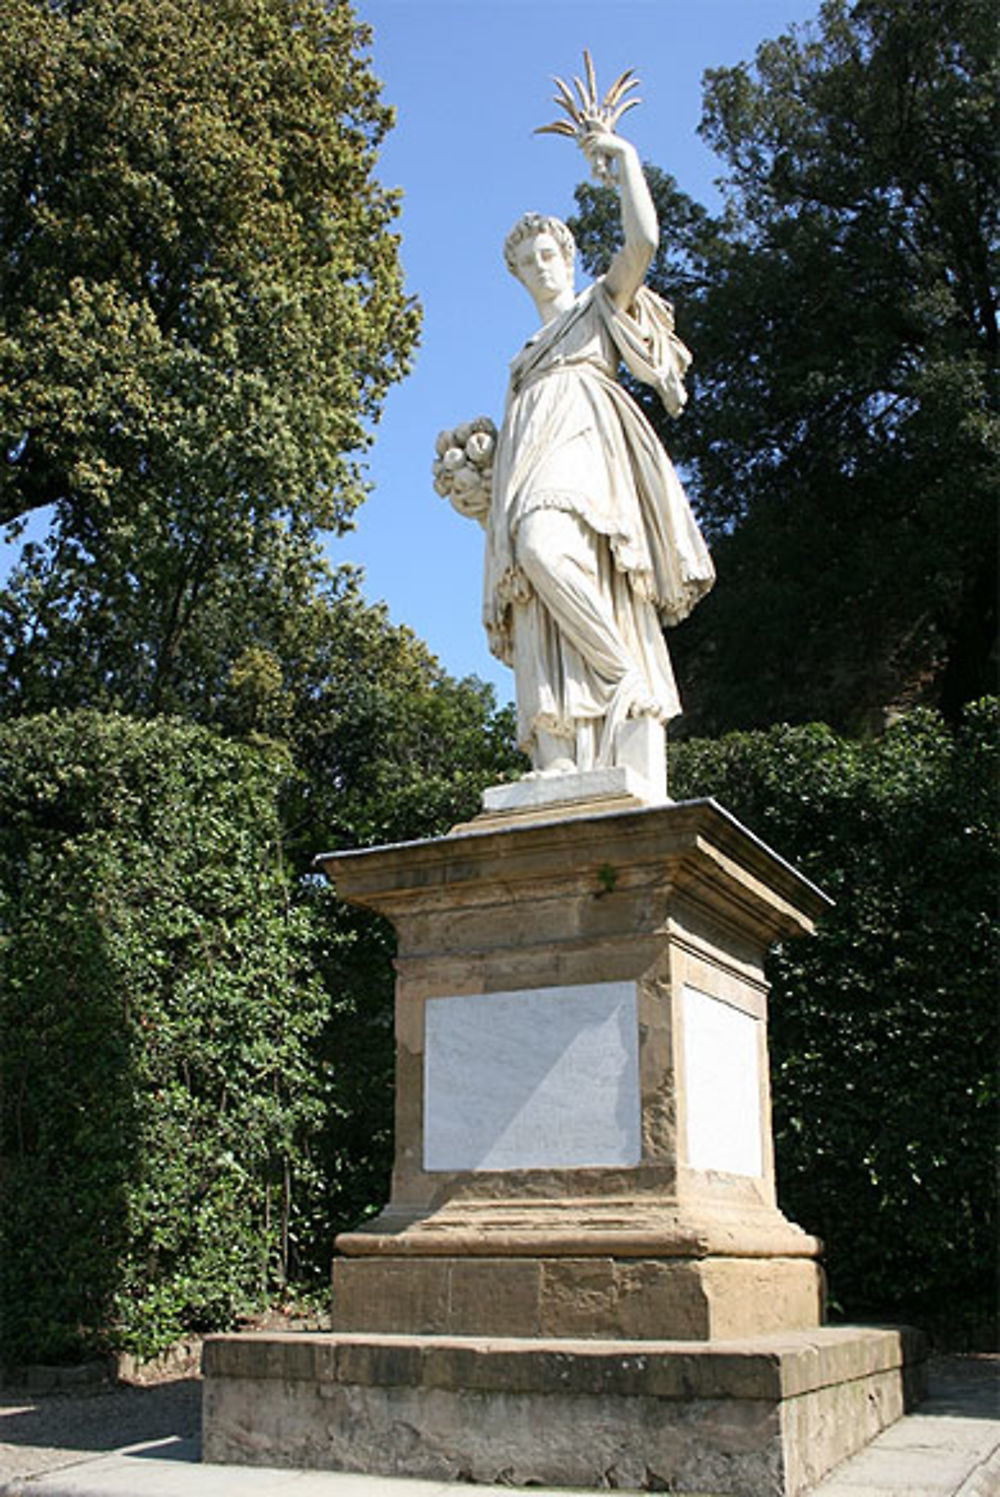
[435, 55, 714, 789]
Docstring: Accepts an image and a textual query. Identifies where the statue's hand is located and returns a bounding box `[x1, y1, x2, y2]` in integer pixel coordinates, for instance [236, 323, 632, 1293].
[579, 121, 633, 181]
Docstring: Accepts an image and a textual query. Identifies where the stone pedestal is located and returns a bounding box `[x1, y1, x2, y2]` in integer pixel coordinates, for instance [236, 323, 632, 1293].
[201, 797, 925, 1494]
[326, 798, 828, 1341]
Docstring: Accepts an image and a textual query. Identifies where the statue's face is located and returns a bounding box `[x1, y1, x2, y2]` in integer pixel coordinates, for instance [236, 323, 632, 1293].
[514, 231, 573, 301]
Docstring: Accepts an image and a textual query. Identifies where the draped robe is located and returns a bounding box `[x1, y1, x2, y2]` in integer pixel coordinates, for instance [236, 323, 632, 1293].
[484, 278, 715, 766]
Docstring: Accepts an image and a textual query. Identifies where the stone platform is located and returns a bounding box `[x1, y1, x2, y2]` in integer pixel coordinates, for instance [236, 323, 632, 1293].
[201, 797, 923, 1493]
[202, 1325, 925, 1497]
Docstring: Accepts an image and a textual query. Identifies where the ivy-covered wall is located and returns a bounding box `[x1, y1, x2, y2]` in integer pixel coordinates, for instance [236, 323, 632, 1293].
[0, 712, 326, 1365]
[672, 701, 998, 1343]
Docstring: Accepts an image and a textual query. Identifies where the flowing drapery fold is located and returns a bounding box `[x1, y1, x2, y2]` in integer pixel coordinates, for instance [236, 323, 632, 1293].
[484, 279, 713, 759]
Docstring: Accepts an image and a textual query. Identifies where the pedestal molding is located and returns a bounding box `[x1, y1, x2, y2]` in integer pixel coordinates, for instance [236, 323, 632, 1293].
[337, 1198, 821, 1260]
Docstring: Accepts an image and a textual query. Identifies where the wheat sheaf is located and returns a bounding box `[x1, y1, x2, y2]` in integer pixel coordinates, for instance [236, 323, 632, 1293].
[535, 48, 641, 142]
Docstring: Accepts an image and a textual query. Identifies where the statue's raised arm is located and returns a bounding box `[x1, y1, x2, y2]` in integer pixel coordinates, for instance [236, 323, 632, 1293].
[438, 53, 715, 802]
[580, 124, 658, 311]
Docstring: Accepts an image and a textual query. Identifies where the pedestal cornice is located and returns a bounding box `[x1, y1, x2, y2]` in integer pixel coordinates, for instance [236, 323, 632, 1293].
[315, 797, 832, 948]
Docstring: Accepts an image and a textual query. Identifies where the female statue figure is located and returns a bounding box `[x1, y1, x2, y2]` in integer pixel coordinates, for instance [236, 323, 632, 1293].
[483, 114, 714, 783]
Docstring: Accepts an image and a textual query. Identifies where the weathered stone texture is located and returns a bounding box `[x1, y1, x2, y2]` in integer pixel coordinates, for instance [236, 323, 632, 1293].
[332, 1252, 823, 1341]
[202, 1326, 925, 1496]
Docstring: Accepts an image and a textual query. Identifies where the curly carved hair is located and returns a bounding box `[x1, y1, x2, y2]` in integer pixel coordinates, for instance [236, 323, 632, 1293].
[503, 212, 576, 280]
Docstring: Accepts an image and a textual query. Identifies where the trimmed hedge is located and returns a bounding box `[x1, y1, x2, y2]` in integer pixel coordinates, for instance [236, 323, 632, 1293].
[0, 712, 326, 1364]
[671, 701, 998, 1343]
[1, 704, 993, 1359]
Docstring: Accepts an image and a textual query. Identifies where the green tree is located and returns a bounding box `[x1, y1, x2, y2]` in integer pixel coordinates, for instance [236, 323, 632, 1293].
[0, 0, 524, 1357]
[573, 0, 998, 734]
[0, 0, 419, 716]
[270, 585, 524, 1274]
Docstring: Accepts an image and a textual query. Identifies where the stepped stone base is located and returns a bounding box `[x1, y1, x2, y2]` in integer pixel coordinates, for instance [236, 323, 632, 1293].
[332, 1252, 823, 1342]
[201, 1324, 925, 1497]
[226, 803, 926, 1491]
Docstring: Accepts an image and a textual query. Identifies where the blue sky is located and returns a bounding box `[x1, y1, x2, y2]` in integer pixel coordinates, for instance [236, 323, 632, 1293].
[0, 0, 822, 705]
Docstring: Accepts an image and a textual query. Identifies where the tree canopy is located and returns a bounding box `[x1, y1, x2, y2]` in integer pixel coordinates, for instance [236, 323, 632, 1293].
[0, 6, 524, 1365]
[573, 0, 998, 734]
[0, 0, 420, 717]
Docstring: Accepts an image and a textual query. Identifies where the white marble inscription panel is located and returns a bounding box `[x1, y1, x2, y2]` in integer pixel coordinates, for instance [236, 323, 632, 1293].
[682, 985, 763, 1177]
[423, 981, 641, 1172]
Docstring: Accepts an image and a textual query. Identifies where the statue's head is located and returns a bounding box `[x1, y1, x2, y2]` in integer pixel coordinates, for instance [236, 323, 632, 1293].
[503, 213, 576, 295]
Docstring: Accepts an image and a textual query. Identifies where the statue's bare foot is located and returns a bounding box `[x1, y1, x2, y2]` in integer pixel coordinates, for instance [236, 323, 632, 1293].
[524, 756, 577, 779]
[626, 694, 664, 720]
[539, 756, 577, 776]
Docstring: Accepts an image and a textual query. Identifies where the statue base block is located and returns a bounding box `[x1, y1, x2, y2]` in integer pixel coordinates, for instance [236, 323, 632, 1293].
[476, 761, 664, 825]
[469, 717, 670, 828]
[202, 1324, 925, 1496]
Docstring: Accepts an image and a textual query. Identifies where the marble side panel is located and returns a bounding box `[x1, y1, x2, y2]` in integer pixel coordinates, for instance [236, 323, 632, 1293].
[424, 981, 641, 1172]
[682, 984, 763, 1177]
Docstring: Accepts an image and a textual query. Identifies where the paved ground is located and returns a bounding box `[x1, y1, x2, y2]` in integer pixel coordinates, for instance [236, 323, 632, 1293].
[0, 1352, 996, 1495]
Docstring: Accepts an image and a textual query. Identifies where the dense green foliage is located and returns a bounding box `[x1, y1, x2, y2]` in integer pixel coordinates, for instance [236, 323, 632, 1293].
[573, 0, 998, 733]
[272, 582, 523, 863]
[0, 634, 521, 1362]
[278, 595, 523, 1278]
[0, 0, 419, 717]
[672, 701, 998, 1340]
[0, 712, 327, 1364]
[0, 0, 523, 1364]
